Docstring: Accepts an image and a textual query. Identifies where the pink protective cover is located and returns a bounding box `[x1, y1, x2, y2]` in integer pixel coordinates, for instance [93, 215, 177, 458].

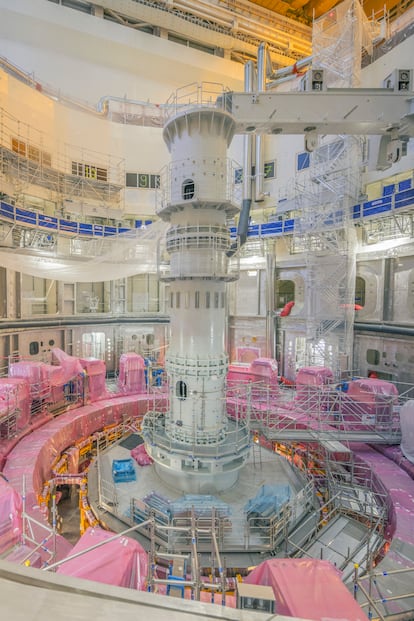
[245, 558, 368, 620]
[117, 353, 146, 394]
[56, 526, 148, 590]
[0, 475, 22, 554]
[296, 366, 334, 386]
[0, 378, 31, 430]
[131, 443, 153, 466]
[347, 378, 399, 401]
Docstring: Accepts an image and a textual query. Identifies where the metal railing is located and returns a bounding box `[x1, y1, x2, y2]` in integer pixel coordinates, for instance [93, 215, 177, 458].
[163, 82, 233, 121]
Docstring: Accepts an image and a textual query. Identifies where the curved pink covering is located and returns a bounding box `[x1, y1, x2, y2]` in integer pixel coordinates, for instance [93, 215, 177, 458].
[2, 393, 166, 564]
[245, 558, 368, 621]
[0, 476, 22, 554]
[56, 526, 148, 589]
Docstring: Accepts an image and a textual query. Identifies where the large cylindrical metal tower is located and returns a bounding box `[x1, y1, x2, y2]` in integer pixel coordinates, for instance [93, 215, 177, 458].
[142, 84, 250, 494]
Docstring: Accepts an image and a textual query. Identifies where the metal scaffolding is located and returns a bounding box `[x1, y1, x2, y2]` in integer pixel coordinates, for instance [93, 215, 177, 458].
[0, 107, 124, 215]
[290, 0, 380, 377]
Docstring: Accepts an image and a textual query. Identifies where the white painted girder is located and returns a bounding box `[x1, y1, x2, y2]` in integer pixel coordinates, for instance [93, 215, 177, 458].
[230, 89, 414, 136]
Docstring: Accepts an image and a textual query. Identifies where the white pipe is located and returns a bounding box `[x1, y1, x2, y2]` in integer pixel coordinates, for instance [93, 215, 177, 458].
[243, 61, 255, 203]
[270, 55, 313, 80]
[255, 42, 267, 203]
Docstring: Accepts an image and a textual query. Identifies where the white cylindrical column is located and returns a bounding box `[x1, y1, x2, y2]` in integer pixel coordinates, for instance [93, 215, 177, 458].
[142, 86, 250, 493]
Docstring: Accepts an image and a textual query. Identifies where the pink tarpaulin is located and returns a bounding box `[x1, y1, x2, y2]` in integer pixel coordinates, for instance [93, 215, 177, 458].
[244, 558, 368, 621]
[51, 348, 84, 377]
[347, 378, 399, 401]
[8, 360, 51, 401]
[80, 357, 109, 402]
[0, 378, 31, 431]
[118, 353, 146, 394]
[296, 366, 334, 387]
[56, 526, 148, 590]
[131, 443, 153, 466]
[295, 367, 334, 411]
[342, 379, 399, 430]
[0, 476, 22, 554]
[5, 543, 42, 568]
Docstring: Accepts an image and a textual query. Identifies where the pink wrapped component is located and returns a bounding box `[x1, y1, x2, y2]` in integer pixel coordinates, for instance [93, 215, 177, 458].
[8, 361, 51, 401]
[131, 443, 153, 466]
[117, 353, 146, 394]
[295, 366, 334, 411]
[347, 378, 399, 400]
[5, 544, 42, 568]
[250, 358, 278, 381]
[228, 358, 279, 392]
[2, 394, 159, 564]
[343, 378, 399, 431]
[236, 346, 261, 363]
[3, 394, 159, 500]
[51, 348, 84, 377]
[245, 558, 368, 620]
[227, 364, 255, 384]
[0, 378, 31, 431]
[56, 526, 148, 590]
[0, 476, 23, 554]
[296, 366, 334, 387]
[80, 357, 109, 402]
[43, 363, 67, 404]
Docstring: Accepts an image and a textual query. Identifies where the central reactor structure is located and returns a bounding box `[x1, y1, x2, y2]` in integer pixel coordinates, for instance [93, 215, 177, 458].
[142, 85, 251, 494]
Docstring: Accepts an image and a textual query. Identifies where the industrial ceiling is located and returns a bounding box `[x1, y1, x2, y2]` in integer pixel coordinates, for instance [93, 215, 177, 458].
[248, 0, 412, 25]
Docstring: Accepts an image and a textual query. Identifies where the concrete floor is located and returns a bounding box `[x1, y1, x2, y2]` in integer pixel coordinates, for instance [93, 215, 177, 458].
[86, 434, 313, 568]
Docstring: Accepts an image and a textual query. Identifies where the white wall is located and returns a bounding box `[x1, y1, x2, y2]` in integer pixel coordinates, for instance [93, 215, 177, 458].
[1, 0, 413, 219]
[0, 0, 247, 217]
[0, 0, 244, 104]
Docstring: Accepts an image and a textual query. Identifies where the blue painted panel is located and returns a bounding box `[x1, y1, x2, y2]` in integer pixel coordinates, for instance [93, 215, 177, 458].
[382, 184, 395, 196]
[362, 197, 392, 217]
[16, 207, 37, 225]
[59, 219, 78, 233]
[261, 222, 283, 236]
[79, 223, 93, 235]
[0, 202, 15, 219]
[395, 188, 414, 209]
[398, 179, 412, 192]
[283, 219, 295, 232]
[394, 198, 414, 210]
[363, 203, 391, 217]
[38, 214, 58, 229]
[352, 204, 361, 219]
[93, 225, 104, 236]
[104, 226, 117, 236]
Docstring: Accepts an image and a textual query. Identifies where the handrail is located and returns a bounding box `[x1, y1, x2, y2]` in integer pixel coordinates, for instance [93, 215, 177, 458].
[1, 178, 413, 243]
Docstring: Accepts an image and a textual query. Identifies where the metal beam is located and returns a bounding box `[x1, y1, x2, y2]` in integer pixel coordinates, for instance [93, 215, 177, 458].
[230, 88, 414, 137]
